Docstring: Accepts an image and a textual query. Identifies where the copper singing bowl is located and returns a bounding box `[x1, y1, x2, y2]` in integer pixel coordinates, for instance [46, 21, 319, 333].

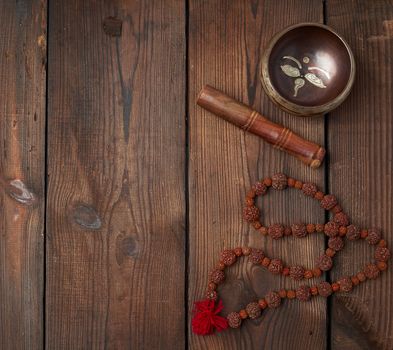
[261, 23, 355, 116]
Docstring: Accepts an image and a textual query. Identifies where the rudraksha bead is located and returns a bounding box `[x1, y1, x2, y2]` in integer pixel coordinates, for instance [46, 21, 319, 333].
[225, 173, 391, 332]
[291, 223, 307, 238]
[364, 263, 380, 279]
[296, 285, 311, 301]
[246, 302, 261, 319]
[221, 249, 237, 266]
[324, 221, 339, 237]
[248, 248, 265, 265]
[334, 212, 349, 226]
[366, 228, 381, 245]
[268, 259, 283, 274]
[253, 182, 268, 196]
[265, 291, 281, 308]
[328, 236, 344, 251]
[268, 224, 284, 239]
[290, 265, 305, 280]
[317, 281, 332, 297]
[243, 205, 260, 223]
[209, 269, 225, 284]
[227, 312, 242, 328]
[271, 173, 287, 190]
[338, 276, 353, 292]
[316, 254, 333, 271]
[321, 194, 337, 210]
[375, 247, 390, 262]
[346, 225, 360, 241]
[302, 182, 317, 197]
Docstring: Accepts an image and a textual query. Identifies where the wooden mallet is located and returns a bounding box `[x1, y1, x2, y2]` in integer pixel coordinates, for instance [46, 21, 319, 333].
[197, 85, 325, 168]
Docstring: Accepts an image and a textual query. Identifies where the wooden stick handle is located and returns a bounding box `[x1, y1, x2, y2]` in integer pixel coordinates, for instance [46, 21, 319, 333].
[197, 85, 325, 168]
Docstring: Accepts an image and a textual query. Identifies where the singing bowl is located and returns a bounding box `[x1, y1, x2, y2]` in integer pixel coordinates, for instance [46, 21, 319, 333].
[260, 23, 355, 116]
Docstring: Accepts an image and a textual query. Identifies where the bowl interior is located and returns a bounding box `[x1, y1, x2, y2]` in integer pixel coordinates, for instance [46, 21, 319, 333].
[268, 25, 352, 107]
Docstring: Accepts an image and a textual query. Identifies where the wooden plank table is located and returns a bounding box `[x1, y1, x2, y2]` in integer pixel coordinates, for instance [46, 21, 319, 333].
[0, 0, 392, 349]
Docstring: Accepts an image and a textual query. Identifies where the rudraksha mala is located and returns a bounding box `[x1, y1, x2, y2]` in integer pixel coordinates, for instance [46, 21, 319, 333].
[191, 173, 390, 335]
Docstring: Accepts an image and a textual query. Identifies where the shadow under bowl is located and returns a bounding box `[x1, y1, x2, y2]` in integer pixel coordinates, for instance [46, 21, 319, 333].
[261, 23, 355, 116]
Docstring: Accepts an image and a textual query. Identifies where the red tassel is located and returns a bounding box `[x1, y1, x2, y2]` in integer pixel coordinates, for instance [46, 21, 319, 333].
[191, 299, 228, 335]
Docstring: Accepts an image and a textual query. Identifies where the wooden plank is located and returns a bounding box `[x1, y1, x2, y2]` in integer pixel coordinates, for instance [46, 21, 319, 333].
[327, 1, 393, 349]
[0, 0, 46, 348]
[188, 1, 327, 349]
[46, 0, 185, 348]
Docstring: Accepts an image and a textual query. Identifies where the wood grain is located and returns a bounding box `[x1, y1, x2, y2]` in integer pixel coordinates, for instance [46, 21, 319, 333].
[327, 1, 393, 349]
[0, 0, 46, 348]
[46, 0, 185, 348]
[188, 1, 327, 349]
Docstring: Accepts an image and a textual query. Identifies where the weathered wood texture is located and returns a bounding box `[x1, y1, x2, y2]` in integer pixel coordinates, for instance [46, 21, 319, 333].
[189, 1, 327, 349]
[0, 0, 46, 348]
[46, 0, 185, 348]
[2, 1, 393, 349]
[327, 1, 393, 349]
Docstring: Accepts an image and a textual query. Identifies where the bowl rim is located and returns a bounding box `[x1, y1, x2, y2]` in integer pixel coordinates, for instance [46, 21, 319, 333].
[260, 22, 356, 116]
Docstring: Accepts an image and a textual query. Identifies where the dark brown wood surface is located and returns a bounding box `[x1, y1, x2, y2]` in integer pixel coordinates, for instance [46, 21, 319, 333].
[1, 0, 393, 349]
[189, 1, 327, 349]
[46, 0, 185, 348]
[0, 0, 46, 348]
[327, 1, 393, 349]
